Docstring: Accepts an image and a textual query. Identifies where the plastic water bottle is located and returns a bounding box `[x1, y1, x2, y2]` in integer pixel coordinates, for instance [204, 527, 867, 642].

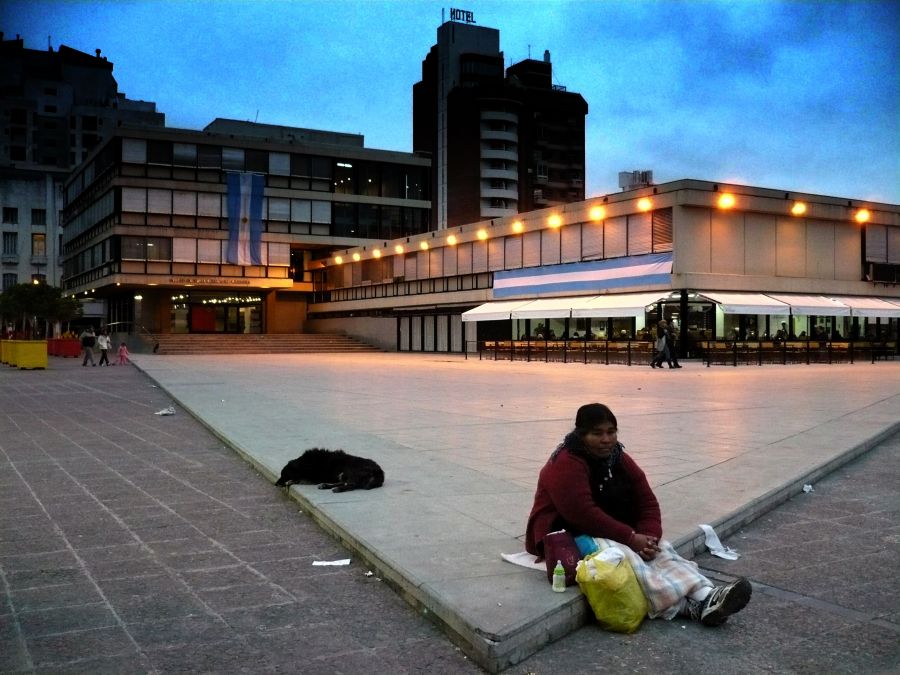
[552, 560, 566, 592]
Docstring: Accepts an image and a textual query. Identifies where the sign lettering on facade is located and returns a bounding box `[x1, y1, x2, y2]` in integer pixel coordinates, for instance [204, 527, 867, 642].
[449, 8, 475, 24]
[167, 277, 253, 286]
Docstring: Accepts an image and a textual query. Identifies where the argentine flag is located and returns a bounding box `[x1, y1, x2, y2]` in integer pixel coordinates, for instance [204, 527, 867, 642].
[226, 172, 264, 265]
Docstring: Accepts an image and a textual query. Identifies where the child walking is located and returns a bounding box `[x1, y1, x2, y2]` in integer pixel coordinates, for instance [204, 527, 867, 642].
[117, 341, 130, 366]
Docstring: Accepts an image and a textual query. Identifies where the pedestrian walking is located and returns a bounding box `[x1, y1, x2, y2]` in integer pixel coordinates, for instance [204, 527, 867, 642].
[118, 341, 130, 366]
[80, 327, 96, 367]
[650, 320, 673, 369]
[97, 330, 111, 366]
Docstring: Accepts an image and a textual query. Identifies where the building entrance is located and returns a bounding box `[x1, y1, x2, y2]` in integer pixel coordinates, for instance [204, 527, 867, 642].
[171, 291, 263, 334]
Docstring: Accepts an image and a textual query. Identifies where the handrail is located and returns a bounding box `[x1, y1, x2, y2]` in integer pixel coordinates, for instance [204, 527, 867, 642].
[106, 321, 160, 353]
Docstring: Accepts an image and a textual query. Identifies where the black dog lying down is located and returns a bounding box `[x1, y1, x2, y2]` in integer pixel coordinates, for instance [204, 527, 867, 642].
[275, 448, 384, 493]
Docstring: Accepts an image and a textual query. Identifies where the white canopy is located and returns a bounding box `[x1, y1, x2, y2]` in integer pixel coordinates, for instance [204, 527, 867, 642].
[830, 297, 900, 318]
[461, 300, 535, 322]
[765, 294, 851, 316]
[571, 292, 673, 318]
[699, 292, 790, 314]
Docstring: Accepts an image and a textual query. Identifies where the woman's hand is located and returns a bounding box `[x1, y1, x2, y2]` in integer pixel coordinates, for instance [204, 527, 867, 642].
[629, 533, 660, 561]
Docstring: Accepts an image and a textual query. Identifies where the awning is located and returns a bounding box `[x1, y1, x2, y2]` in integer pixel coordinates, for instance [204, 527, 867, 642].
[699, 292, 790, 314]
[765, 294, 851, 316]
[461, 300, 535, 322]
[510, 297, 590, 320]
[830, 297, 900, 318]
[571, 292, 673, 319]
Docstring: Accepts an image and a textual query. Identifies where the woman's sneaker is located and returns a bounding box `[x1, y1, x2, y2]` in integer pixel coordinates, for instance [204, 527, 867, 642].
[697, 578, 752, 626]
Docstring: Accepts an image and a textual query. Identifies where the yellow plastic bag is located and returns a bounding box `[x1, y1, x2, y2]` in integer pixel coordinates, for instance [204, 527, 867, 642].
[576, 550, 648, 633]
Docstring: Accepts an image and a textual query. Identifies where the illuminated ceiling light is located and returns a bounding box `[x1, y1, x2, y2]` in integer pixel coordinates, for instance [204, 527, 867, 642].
[589, 206, 606, 221]
[717, 193, 736, 209]
[791, 201, 807, 216]
[419, 241, 429, 250]
[334, 255, 343, 265]
[352, 252, 361, 262]
[372, 248, 382, 258]
[394, 244, 404, 254]
[476, 229, 488, 240]
[447, 234, 458, 245]
[637, 197, 653, 212]
[854, 208, 870, 224]
[548, 214, 562, 228]
[511, 220, 524, 233]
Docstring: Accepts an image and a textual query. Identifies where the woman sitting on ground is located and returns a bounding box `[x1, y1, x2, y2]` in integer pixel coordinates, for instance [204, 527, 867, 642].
[526, 403, 751, 626]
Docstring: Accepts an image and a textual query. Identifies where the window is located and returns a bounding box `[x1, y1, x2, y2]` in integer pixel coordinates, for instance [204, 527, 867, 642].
[147, 141, 173, 165]
[334, 162, 355, 194]
[32, 233, 46, 256]
[3, 232, 17, 255]
[173, 143, 197, 166]
[222, 147, 244, 171]
[2, 273, 17, 291]
[31, 273, 46, 285]
[44, 105, 57, 113]
[2, 208, 17, 224]
[121, 236, 172, 261]
[31, 209, 46, 226]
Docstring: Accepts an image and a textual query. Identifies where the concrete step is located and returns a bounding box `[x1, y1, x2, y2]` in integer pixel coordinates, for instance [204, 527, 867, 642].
[152, 333, 381, 355]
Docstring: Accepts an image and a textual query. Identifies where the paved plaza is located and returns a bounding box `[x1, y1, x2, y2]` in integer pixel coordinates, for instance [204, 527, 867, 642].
[1, 354, 898, 673]
[136, 353, 900, 669]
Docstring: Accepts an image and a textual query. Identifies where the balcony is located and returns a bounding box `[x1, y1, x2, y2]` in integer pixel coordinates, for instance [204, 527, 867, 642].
[480, 148, 518, 162]
[2, 254, 18, 264]
[481, 206, 518, 219]
[480, 129, 518, 143]
[481, 167, 518, 181]
[481, 187, 519, 200]
[480, 110, 518, 124]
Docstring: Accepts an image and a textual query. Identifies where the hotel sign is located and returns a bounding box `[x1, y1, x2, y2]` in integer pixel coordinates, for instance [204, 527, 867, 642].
[449, 8, 475, 24]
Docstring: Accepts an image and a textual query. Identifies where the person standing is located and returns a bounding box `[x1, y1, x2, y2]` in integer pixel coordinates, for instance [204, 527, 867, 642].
[80, 327, 96, 367]
[97, 330, 111, 366]
[117, 341, 131, 366]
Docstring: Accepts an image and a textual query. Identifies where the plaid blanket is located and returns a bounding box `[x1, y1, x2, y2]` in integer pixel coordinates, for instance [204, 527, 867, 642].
[594, 538, 713, 619]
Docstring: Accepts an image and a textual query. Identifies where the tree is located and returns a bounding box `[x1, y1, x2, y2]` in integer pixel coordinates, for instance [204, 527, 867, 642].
[0, 283, 82, 338]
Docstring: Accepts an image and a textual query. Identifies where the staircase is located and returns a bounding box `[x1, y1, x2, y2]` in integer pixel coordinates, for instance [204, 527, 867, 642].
[151, 333, 382, 356]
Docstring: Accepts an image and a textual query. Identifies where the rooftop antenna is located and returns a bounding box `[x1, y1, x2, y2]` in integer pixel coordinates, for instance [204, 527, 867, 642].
[254, 109, 259, 123]
[528, 44, 531, 59]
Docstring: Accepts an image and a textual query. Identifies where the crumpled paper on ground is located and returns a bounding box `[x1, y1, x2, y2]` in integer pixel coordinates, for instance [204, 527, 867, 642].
[154, 406, 175, 416]
[698, 523, 740, 560]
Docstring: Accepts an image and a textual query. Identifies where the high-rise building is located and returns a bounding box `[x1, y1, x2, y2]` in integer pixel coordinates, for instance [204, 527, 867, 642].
[413, 15, 588, 230]
[0, 33, 163, 290]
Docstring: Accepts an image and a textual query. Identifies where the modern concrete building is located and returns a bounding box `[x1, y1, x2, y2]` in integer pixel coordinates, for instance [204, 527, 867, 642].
[0, 34, 163, 291]
[413, 14, 588, 230]
[306, 179, 900, 354]
[60, 121, 431, 335]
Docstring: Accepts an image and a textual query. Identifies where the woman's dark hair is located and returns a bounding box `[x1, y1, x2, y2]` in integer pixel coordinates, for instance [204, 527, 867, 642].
[574, 403, 617, 432]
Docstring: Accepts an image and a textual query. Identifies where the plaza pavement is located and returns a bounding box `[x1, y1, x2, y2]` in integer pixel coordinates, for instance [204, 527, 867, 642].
[127, 352, 900, 671]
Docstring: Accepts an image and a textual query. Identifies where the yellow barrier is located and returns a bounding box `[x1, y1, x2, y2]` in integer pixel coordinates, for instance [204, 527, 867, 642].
[6, 340, 48, 370]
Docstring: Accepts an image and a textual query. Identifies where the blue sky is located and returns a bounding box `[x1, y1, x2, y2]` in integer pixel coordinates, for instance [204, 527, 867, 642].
[4, 0, 898, 203]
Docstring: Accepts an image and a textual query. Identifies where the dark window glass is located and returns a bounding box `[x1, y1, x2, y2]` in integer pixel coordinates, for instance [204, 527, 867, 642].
[358, 203, 379, 238]
[2, 232, 17, 254]
[197, 145, 221, 168]
[382, 206, 402, 239]
[31, 209, 47, 226]
[2, 208, 18, 224]
[381, 165, 402, 198]
[360, 163, 380, 196]
[3, 273, 18, 290]
[146, 237, 171, 261]
[310, 156, 332, 191]
[332, 202, 357, 237]
[334, 161, 355, 194]
[291, 154, 311, 177]
[147, 141, 173, 164]
[244, 149, 268, 172]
